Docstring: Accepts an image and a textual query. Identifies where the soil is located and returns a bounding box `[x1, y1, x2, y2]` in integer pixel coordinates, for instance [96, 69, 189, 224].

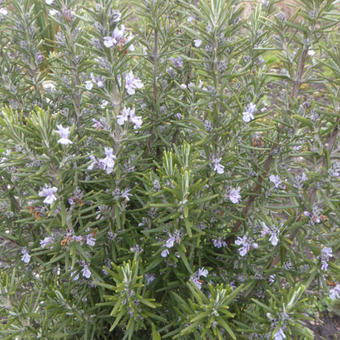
[306, 313, 340, 339]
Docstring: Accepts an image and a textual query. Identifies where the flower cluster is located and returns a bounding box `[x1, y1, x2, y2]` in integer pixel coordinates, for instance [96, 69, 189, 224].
[161, 230, 181, 258]
[319, 247, 333, 271]
[124, 71, 143, 95]
[88, 147, 116, 174]
[235, 234, 258, 257]
[55, 124, 72, 145]
[117, 106, 143, 129]
[190, 267, 209, 290]
[261, 222, 279, 246]
[38, 185, 58, 205]
[242, 102, 256, 122]
[211, 157, 224, 174]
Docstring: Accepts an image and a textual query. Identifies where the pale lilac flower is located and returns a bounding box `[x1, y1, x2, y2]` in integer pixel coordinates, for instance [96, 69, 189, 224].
[164, 231, 181, 249]
[85, 80, 93, 90]
[87, 155, 98, 170]
[235, 234, 258, 257]
[300, 172, 308, 182]
[145, 273, 155, 285]
[170, 56, 183, 68]
[180, 83, 187, 89]
[111, 10, 121, 23]
[190, 268, 209, 290]
[242, 103, 256, 122]
[40, 236, 55, 248]
[165, 235, 175, 248]
[194, 39, 202, 47]
[56, 124, 72, 145]
[71, 271, 79, 281]
[98, 147, 116, 174]
[86, 234, 96, 247]
[104, 25, 125, 48]
[274, 328, 286, 340]
[330, 284, 340, 300]
[229, 187, 241, 204]
[161, 249, 169, 258]
[213, 237, 227, 248]
[21, 248, 31, 264]
[121, 188, 132, 201]
[328, 161, 340, 177]
[261, 222, 279, 246]
[101, 100, 109, 108]
[46, 0, 54, 5]
[103, 36, 116, 48]
[320, 247, 333, 271]
[129, 111, 143, 129]
[117, 106, 132, 125]
[211, 157, 224, 174]
[39, 185, 57, 205]
[82, 264, 91, 279]
[125, 71, 143, 95]
[197, 268, 208, 277]
[269, 174, 282, 188]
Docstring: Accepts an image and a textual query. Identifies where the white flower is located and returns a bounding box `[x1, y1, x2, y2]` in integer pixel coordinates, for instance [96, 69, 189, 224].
[56, 124, 72, 145]
[85, 80, 93, 90]
[242, 102, 256, 122]
[180, 83, 187, 89]
[0, 8, 8, 16]
[229, 187, 241, 204]
[269, 174, 282, 188]
[39, 185, 58, 205]
[211, 157, 224, 174]
[330, 284, 340, 300]
[308, 50, 315, 56]
[21, 248, 31, 264]
[46, 0, 54, 5]
[125, 71, 143, 95]
[194, 39, 202, 47]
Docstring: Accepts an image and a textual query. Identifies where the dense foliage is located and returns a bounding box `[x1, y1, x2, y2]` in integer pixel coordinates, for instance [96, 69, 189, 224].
[0, 0, 339, 339]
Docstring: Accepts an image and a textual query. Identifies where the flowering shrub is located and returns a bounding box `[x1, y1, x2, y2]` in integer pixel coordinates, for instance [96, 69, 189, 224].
[0, 0, 339, 339]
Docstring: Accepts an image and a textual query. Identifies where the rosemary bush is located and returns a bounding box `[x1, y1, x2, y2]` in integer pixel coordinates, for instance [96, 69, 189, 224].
[0, 0, 339, 339]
